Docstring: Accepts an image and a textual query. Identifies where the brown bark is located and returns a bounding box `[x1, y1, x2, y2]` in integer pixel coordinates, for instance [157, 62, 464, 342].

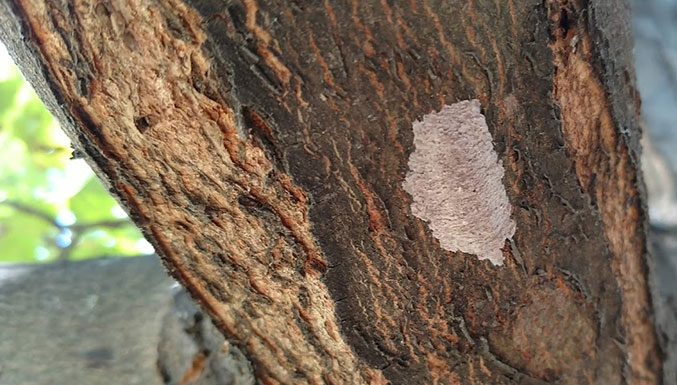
[0, 0, 662, 384]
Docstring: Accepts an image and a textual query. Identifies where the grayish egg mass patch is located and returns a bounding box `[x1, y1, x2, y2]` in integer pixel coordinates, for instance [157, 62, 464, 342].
[403, 99, 515, 265]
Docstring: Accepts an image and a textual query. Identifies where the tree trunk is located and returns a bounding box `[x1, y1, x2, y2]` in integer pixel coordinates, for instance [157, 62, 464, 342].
[0, 0, 662, 384]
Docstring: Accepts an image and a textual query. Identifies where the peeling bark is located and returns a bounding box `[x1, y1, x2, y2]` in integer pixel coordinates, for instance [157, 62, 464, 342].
[0, 0, 662, 384]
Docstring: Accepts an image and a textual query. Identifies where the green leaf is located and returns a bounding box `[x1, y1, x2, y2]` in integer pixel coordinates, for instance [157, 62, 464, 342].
[0, 73, 22, 122]
[69, 177, 119, 223]
[69, 225, 144, 260]
[0, 210, 56, 263]
[7, 87, 54, 148]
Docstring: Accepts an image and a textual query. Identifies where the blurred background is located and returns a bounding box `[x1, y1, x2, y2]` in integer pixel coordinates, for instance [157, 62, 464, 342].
[0, 1, 675, 384]
[635, 0, 677, 226]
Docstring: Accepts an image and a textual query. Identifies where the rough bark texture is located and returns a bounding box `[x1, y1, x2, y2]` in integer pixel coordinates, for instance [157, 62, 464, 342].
[0, 0, 662, 384]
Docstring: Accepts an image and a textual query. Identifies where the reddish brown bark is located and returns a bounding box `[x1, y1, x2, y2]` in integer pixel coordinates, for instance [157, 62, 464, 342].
[0, 0, 662, 383]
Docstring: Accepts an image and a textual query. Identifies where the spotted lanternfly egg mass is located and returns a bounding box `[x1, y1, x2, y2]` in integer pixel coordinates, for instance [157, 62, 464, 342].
[403, 99, 515, 265]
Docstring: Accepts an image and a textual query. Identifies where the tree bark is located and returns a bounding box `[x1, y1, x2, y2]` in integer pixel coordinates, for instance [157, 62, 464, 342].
[0, 0, 662, 384]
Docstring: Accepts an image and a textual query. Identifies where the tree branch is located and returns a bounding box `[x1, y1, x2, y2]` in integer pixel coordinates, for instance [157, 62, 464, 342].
[1, 200, 131, 231]
[1, 199, 134, 261]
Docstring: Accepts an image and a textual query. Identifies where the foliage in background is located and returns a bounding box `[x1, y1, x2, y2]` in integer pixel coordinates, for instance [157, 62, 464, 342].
[0, 45, 151, 263]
